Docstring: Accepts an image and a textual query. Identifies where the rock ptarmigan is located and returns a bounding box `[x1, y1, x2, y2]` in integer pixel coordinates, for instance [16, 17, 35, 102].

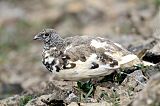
[34, 29, 141, 81]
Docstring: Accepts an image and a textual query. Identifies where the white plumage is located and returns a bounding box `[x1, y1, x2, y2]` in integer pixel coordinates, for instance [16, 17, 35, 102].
[34, 29, 141, 81]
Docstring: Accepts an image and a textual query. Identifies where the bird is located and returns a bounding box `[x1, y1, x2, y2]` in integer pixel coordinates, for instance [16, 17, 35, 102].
[34, 29, 142, 81]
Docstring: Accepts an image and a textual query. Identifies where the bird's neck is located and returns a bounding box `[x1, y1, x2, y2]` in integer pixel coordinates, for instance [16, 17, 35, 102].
[44, 36, 65, 50]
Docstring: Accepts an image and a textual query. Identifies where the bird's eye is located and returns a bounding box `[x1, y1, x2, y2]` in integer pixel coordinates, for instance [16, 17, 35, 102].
[45, 33, 49, 36]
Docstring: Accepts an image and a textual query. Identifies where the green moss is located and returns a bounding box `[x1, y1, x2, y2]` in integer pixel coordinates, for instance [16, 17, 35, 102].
[19, 95, 33, 106]
[77, 80, 94, 94]
[77, 80, 95, 101]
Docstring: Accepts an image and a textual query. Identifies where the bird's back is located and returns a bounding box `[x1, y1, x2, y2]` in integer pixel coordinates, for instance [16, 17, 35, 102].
[34, 30, 141, 81]
[49, 36, 141, 80]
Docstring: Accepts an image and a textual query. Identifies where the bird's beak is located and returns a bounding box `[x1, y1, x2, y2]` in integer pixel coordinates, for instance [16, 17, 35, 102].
[33, 34, 41, 40]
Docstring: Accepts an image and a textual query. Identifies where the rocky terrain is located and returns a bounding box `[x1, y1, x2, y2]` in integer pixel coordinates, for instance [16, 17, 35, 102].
[0, 0, 160, 106]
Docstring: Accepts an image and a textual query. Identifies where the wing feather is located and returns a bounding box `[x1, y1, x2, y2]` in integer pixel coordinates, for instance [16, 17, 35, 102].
[51, 37, 141, 80]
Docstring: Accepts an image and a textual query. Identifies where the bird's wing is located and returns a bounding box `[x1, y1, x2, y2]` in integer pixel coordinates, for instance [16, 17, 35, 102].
[53, 37, 141, 80]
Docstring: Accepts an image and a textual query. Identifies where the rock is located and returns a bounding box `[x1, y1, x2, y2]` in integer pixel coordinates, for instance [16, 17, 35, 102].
[149, 42, 160, 55]
[94, 86, 122, 105]
[80, 102, 111, 106]
[68, 102, 79, 106]
[0, 95, 21, 106]
[26, 81, 78, 105]
[122, 70, 146, 92]
[65, 92, 78, 103]
[68, 101, 111, 106]
[26, 94, 66, 106]
[130, 73, 160, 106]
[127, 39, 157, 58]
[143, 63, 160, 78]
[94, 86, 111, 100]
[50, 80, 77, 90]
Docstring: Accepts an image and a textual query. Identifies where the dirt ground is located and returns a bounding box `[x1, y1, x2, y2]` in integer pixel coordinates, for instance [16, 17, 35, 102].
[0, 0, 160, 106]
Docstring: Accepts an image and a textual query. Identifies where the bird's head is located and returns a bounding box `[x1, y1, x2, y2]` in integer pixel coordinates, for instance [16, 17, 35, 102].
[34, 29, 64, 49]
[34, 29, 58, 42]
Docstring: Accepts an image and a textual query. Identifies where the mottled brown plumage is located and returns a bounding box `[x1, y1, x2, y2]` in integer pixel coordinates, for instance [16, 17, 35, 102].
[34, 29, 141, 80]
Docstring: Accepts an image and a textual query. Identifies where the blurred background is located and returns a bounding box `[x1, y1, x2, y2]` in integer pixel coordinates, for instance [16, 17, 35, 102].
[0, 0, 159, 99]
